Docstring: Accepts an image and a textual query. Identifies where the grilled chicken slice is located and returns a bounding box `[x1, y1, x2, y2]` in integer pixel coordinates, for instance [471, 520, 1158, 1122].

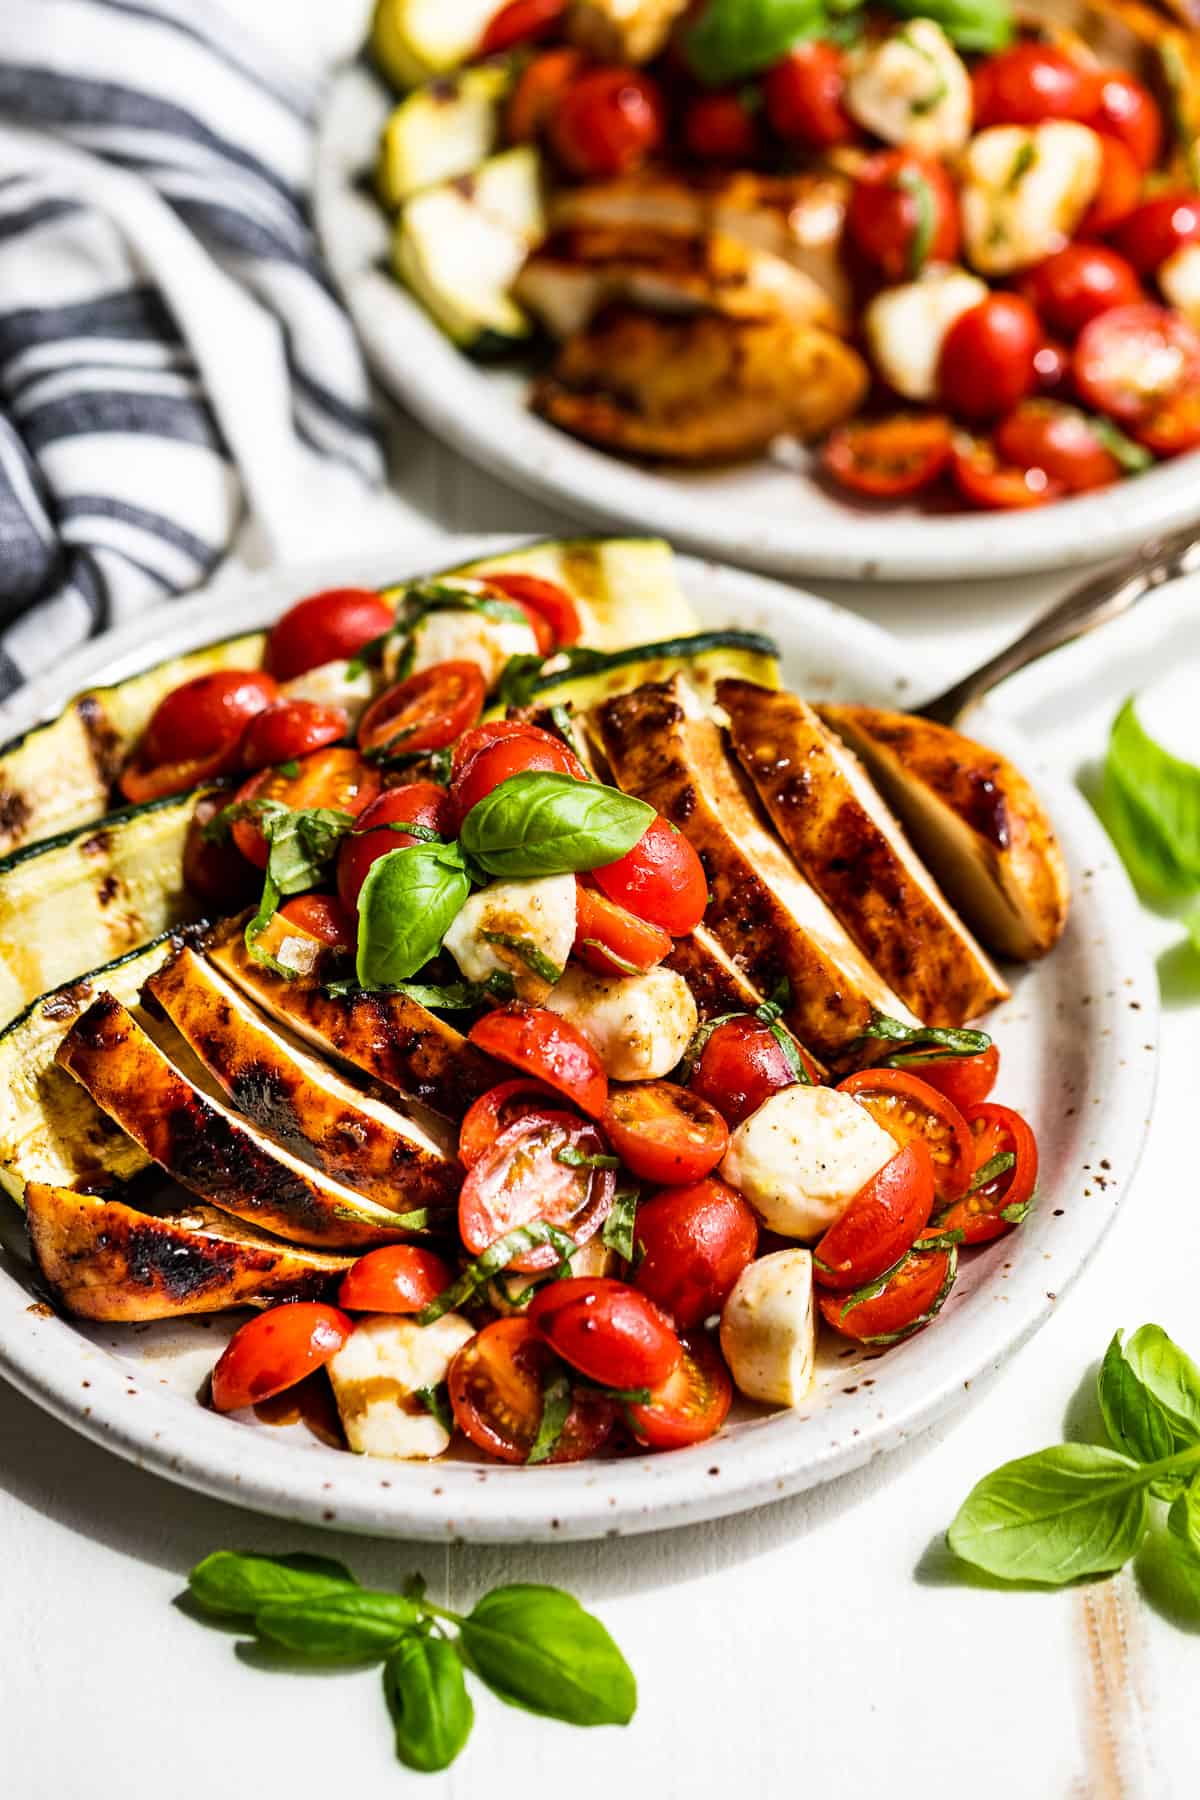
[818, 705, 1070, 960]
[208, 929, 500, 1121]
[534, 308, 868, 463]
[146, 947, 459, 1207]
[719, 681, 1008, 1024]
[56, 998, 432, 1249]
[26, 1184, 353, 1322]
[665, 926, 826, 1076]
[592, 677, 918, 1061]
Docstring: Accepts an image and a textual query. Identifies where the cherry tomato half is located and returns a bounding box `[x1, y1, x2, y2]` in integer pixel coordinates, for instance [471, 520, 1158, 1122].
[239, 699, 347, 772]
[232, 747, 380, 869]
[882, 1041, 1000, 1114]
[812, 1141, 935, 1292]
[336, 781, 455, 913]
[949, 436, 1066, 510]
[1091, 71, 1162, 170]
[1113, 194, 1200, 277]
[993, 400, 1121, 493]
[1081, 134, 1142, 237]
[551, 66, 665, 179]
[847, 150, 959, 282]
[1019, 243, 1143, 339]
[838, 1068, 974, 1203]
[633, 1177, 758, 1329]
[452, 730, 586, 824]
[358, 661, 486, 760]
[935, 1101, 1039, 1246]
[459, 1110, 616, 1272]
[1074, 302, 1200, 426]
[484, 572, 582, 647]
[822, 413, 954, 499]
[626, 1332, 732, 1449]
[338, 1245, 453, 1313]
[972, 44, 1101, 129]
[763, 43, 853, 148]
[121, 670, 279, 802]
[573, 880, 672, 976]
[683, 91, 760, 162]
[530, 1276, 681, 1390]
[210, 1302, 352, 1412]
[469, 1002, 609, 1119]
[478, 0, 564, 56]
[1135, 383, 1200, 455]
[818, 1246, 955, 1345]
[506, 47, 583, 143]
[602, 1080, 729, 1186]
[591, 815, 707, 936]
[278, 893, 356, 951]
[458, 1078, 564, 1169]
[939, 295, 1040, 422]
[182, 793, 262, 911]
[448, 1317, 618, 1464]
[266, 587, 393, 683]
[689, 1014, 804, 1127]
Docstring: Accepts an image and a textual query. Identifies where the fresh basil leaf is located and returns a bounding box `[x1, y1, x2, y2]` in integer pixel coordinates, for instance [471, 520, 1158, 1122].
[245, 868, 285, 971]
[344, 619, 397, 680]
[481, 931, 564, 985]
[497, 652, 550, 711]
[866, 1012, 993, 1060]
[967, 1151, 1016, 1194]
[556, 1145, 620, 1169]
[527, 1367, 572, 1466]
[1088, 415, 1152, 474]
[767, 1018, 813, 1084]
[947, 1442, 1152, 1584]
[460, 772, 654, 879]
[187, 1550, 356, 1618]
[1186, 905, 1200, 957]
[356, 841, 471, 988]
[417, 1382, 454, 1435]
[602, 1188, 639, 1261]
[256, 1590, 422, 1661]
[754, 978, 790, 1026]
[1168, 1472, 1200, 1560]
[392, 976, 511, 1010]
[417, 1222, 578, 1324]
[385, 1634, 474, 1772]
[266, 807, 356, 896]
[684, 0, 827, 85]
[1098, 1329, 1177, 1468]
[460, 1584, 637, 1726]
[896, 164, 935, 276]
[1121, 1324, 1200, 1451]
[580, 937, 643, 976]
[1103, 697, 1200, 896]
[884, 0, 1012, 52]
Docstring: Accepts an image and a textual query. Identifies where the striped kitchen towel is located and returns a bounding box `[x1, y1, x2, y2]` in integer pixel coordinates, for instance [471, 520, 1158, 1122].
[0, 0, 384, 703]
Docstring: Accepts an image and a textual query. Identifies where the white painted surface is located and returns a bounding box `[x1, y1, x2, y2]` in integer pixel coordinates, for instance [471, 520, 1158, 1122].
[3, 1, 1199, 1792]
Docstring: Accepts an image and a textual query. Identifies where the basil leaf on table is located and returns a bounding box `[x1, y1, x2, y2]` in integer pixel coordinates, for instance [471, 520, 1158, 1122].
[460, 1584, 637, 1726]
[256, 1590, 422, 1661]
[460, 771, 653, 878]
[1120, 1323, 1200, 1449]
[385, 1634, 475, 1772]
[188, 1550, 357, 1618]
[684, 0, 828, 85]
[356, 841, 471, 987]
[884, 0, 1012, 52]
[1103, 696, 1200, 896]
[947, 1443, 1152, 1584]
[1098, 1329, 1178, 1471]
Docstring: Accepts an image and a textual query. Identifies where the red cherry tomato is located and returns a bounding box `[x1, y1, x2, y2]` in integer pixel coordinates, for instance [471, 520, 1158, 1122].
[818, 1245, 955, 1345]
[551, 66, 665, 178]
[278, 893, 356, 951]
[1081, 134, 1142, 237]
[762, 43, 853, 148]
[231, 747, 380, 869]
[939, 295, 1040, 422]
[993, 400, 1122, 492]
[484, 571, 582, 647]
[689, 1014, 811, 1126]
[121, 669, 278, 802]
[336, 781, 453, 913]
[451, 718, 581, 782]
[847, 150, 959, 282]
[448, 1317, 618, 1464]
[478, 0, 564, 55]
[1113, 193, 1200, 276]
[1134, 383, 1200, 455]
[266, 587, 392, 682]
[458, 1078, 564, 1169]
[602, 1080, 729, 1186]
[1074, 302, 1200, 425]
[468, 1002, 609, 1119]
[683, 91, 760, 162]
[821, 413, 954, 499]
[506, 46, 583, 143]
[626, 1332, 732, 1449]
[838, 1067, 974, 1203]
[452, 731, 586, 824]
[882, 1041, 1000, 1114]
[238, 699, 347, 772]
[210, 1302, 352, 1412]
[1091, 71, 1162, 170]
[338, 1245, 453, 1312]
[1019, 243, 1143, 339]
[632, 1177, 758, 1329]
[530, 1276, 682, 1390]
[459, 1111, 617, 1272]
[573, 880, 672, 976]
[812, 1141, 936, 1292]
[972, 44, 1101, 129]
[182, 793, 262, 910]
[358, 661, 486, 760]
[1033, 339, 1072, 394]
[949, 436, 1066, 510]
[934, 1101, 1039, 1246]
[590, 814, 707, 936]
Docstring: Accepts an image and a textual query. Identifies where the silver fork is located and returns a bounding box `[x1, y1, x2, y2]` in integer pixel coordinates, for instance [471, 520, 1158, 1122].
[918, 522, 1200, 726]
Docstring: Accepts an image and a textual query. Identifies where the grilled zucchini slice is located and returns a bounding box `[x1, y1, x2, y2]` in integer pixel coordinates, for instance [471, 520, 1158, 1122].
[483, 629, 780, 721]
[376, 62, 512, 207]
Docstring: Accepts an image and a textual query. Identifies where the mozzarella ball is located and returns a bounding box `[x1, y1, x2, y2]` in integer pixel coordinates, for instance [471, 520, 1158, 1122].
[961, 122, 1102, 276]
[279, 657, 376, 725]
[863, 264, 988, 401]
[720, 1249, 816, 1407]
[720, 1084, 896, 1239]
[391, 585, 540, 690]
[543, 963, 698, 1081]
[328, 1312, 474, 1459]
[443, 873, 576, 1002]
[847, 20, 972, 157]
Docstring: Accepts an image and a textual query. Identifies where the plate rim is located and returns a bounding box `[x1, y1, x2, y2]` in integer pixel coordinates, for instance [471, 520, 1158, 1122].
[0, 536, 1160, 1541]
[313, 60, 1200, 586]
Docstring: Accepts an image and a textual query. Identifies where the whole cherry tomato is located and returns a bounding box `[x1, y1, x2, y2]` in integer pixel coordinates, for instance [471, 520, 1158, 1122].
[338, 1245, 453, 1312]
[551, 66, 665, 178]
[573, 880, 672, 976]
[451, 718, 585, 783]
[689, 1014, 808, 1126]
[847, 150, 959, 281]
[506, 47, 583, 143]
[468, 1001, 609, 1118]
[1113, 193, 1200, 276]
[478, 0, 564, 55]
[231, 747, 380, 869]
[626, 1332, 732, 1449]
[458, 1078, 564, 1169]
[121, 669, 278, 802]
[1134, 384, 1200, 456]
[632, 1177, 758, 1329]
[838, 1067, 974, 1203]
[939, 295, 1040, 421]
[822, 414, 954, 499]
[357, 661, 486, 761]
[934, 1101, 1039, 1246]
[1020, 243, 1143, 339]
[210, 1303, 352, 1412]
[266, 587, 392, 682]
[452, 730, 586, 824]
[602, 1080, 729, 1186]
[950, 437, 1066, 510]
[458, 1111, 616, 1271]
[683, 91, 760, 162]
[448, 1317, 618, 1464]
[484, 571, 582, 647]
[972, 44, 1101, 128]
[1033, 340, 1072, 395]
[182, 793, 262, 910]
[238, 698, 347, 772]
[335, 781, 452, 913]
[812, 1141, 935, 1292]
[993, 400, 1122, 493]
[1081, 134, 1142, 237]
[881, 1041, 1000, 1114]
[1074, 302, 1200, 425]
[818, 1246, 955, 1345]
[590, 815, 708, 936]
[1090, 70, 1162, 169]
[763, 43, 853, 148]
[530, 1276, 682, 1390]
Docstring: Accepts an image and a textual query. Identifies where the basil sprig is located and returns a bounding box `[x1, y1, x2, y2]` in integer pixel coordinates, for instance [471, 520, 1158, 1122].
[855, 1011, 993, 1067]
[356, 841, 472, 988]
[948, 1324, 1200, 1587]
[684, 0, 826, 85]
[243, 804, 356, 973]
[460, 771, 654, 879]
[186, 1551, 635, 1771]
[418, 1222, 578, 1324]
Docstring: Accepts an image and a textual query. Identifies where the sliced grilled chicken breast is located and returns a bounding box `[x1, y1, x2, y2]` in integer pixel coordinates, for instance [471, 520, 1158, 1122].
[147, 947, 459, 1208]
[56, 997, 431, 1249]
[208, 930, 500, 1120]
[592, 677, 918, 1060]
[818, 705, 1069, 960]
[26, 1183, 353, 1322]
[719, 680, 1008, 1024]
[664, 925, 826, 1079]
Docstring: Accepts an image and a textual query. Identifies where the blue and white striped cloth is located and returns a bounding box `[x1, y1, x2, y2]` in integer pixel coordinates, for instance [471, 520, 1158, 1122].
[0, 0, 384, 702]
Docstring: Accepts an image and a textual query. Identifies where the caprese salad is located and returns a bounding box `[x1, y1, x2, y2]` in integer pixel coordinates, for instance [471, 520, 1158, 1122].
[1, 538, 1063, 1467]
[365, 0, 1200, 507]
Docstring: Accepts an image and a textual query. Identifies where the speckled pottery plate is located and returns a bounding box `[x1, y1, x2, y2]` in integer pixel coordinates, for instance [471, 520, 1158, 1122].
[0, 539, 1158, 1541]
[313, 61, 1200, 584]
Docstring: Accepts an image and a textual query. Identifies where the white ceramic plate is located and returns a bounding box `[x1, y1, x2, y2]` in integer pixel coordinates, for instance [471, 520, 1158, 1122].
[0, 539, 1158, 1541]
[315, 61, 1200, 584]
